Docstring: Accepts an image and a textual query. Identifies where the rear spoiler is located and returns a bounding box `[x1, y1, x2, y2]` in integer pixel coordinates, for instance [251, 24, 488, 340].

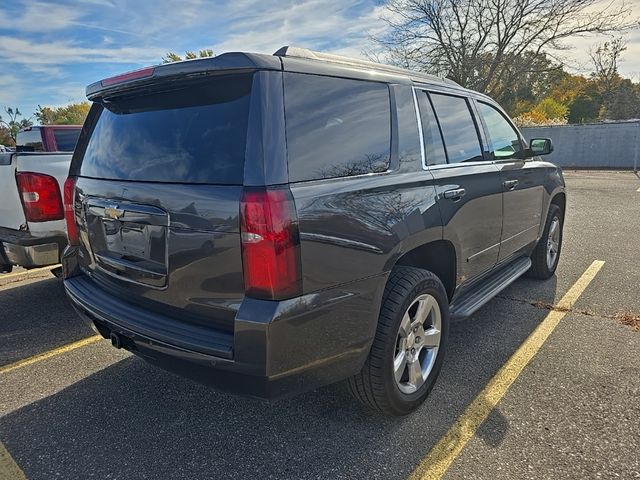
[86, 52, 282, 102]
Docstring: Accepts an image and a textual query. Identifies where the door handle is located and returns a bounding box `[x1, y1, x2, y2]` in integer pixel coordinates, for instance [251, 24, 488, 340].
[503, 179, 519, 190]
[443, 188, 466, 200]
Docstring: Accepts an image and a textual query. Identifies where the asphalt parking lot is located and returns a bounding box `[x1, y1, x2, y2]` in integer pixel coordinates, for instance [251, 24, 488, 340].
[1, 170, 639, 480]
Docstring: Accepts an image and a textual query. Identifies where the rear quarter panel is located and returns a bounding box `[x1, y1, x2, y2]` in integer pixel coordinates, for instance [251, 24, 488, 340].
[291, 171, 442, 293]
[536, 161, 566, 238]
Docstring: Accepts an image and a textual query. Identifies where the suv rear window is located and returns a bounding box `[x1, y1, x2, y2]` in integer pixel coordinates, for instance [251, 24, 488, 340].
[80, 73, 253, 184]
[284, 73, 390, 182]
[53, 128, 81, 152]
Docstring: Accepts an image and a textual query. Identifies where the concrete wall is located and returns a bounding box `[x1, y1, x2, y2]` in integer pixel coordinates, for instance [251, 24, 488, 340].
[521, 121, 640, 169]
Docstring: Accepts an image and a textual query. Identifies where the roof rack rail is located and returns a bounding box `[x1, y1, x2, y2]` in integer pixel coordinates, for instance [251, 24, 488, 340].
[273, 46, 460, 87]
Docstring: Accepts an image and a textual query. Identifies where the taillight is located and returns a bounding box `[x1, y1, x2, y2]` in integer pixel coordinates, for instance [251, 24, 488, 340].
[101, 66, 155, 87]
[16, 172, 63, 222]
[63, 177, 79, 246]
[240, 187, 302, 300]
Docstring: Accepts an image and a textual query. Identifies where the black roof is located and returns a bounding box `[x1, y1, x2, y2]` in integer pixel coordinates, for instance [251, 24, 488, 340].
[86, 45, 471, 101]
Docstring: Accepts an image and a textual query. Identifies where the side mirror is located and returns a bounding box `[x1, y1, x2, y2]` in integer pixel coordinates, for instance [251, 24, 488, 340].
[528, 138, 553, 156]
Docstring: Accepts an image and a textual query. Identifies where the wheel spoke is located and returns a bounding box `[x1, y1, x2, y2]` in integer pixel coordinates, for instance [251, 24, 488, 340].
[394, 350, 407, 383]
[407, 359, 424, 390]
[422, 327, 441, 348]
[398, 313, 411, 338]
[414, 296, 434, 325]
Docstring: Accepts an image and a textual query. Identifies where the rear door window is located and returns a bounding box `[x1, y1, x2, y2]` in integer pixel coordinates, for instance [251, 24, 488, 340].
[80, 73, 253, 184]
[429, 93, 484, 163]
[416, 91, 447, 166]
[53, 128, 81, 152]
[284, 73, 391, 182]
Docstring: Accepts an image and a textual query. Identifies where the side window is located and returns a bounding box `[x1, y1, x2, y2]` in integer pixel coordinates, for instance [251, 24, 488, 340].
[416, 91, 447, 166]
[429, 93, 483, 163]
[53, 128, 81, 152]
[394, 85, 422, 167]
[478, 102, 523, 160]
[16, 129, 44, 152]
[284, 73, 390, 182]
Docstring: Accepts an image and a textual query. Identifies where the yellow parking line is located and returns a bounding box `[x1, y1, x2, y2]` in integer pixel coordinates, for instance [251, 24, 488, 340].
[410, 260, 605, 480]
[0, 441, 27, 480]
[0, 335, 102, 375]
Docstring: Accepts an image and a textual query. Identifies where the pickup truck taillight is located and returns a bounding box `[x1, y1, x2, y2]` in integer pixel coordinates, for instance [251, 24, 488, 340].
[63, 177, 79, 246]
[240, 187, 302, 300]
[16, 172, 64, 222]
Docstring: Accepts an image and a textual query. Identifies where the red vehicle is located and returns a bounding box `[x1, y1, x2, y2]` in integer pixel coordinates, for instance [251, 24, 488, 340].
[16, 125, 82, 152]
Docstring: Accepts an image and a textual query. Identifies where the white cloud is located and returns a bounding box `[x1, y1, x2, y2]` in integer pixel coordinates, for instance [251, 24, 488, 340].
[0, 2, 83, 32]
[0, 74, 25, 108]
[0, 35, 165, 67]
[211, 0, 387, 57]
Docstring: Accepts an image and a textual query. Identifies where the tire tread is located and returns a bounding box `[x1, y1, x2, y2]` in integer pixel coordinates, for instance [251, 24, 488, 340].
[347, 266, 447, 415]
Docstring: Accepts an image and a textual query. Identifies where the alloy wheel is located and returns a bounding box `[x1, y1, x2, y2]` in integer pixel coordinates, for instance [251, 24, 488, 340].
[393, 294, 442, 394]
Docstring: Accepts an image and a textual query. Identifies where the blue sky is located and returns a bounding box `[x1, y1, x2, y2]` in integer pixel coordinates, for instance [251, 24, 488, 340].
[1, 0, 639, 121]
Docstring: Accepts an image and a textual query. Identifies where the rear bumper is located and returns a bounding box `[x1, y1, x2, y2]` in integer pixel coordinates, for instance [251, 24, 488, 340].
[0, 227, 66, 268]
[64, 270, 387, 399]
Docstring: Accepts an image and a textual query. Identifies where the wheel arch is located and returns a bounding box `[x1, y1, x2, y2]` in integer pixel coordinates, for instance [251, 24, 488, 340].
[550, 191, 566, 214]
[392, 240, 457, 301]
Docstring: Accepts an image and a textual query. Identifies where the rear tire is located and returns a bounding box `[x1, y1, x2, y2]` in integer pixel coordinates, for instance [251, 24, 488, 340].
[528, 203, 563, 280]
[348, 267, 449, 416]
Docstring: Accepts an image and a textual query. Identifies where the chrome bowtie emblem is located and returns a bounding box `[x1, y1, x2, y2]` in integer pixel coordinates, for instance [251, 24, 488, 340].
[104, 206, 124, 219]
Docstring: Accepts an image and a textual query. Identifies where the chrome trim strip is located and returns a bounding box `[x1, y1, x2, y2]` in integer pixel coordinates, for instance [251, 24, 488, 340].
[500, 224, 539, 244]
[412, 87, 427, 170]
[467, 241, 500, 262]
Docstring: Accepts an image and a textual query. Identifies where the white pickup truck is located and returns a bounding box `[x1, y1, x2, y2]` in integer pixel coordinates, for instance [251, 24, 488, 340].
[0, 126, 80, 273]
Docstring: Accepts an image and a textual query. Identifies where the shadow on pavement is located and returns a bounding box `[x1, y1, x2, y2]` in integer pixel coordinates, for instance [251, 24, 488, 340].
[0, 276, 559, 480]
[0, 278, 94, 366]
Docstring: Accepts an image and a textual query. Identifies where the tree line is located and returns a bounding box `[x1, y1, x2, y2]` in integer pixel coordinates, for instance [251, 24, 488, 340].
[0, 103, 91, 146]
[372, 0, 640, 126]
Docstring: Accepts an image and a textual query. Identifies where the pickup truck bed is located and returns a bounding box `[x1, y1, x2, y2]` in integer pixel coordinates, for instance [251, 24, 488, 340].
[0, 152, 71, 272]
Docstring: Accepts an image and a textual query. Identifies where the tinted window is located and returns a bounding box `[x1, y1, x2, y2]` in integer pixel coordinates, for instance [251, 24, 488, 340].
[80, 74, 253, 184]
[429, 93, 483, 163]
[53, 128, 81, 152]
[478, 102, 522, 159]
[284, 73, 390, 182]
[16, 129, 44, 152]
[417, 92, 447, 166]
[395, 86, 422, 167]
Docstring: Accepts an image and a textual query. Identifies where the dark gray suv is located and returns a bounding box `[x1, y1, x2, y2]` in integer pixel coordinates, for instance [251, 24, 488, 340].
[63, 46, 565, 416]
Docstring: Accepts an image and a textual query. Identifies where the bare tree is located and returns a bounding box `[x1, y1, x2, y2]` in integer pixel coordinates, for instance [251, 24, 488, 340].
[372, 0, 637, 103]
[589, 37, 639, 119]
[589, 37, 626, 88]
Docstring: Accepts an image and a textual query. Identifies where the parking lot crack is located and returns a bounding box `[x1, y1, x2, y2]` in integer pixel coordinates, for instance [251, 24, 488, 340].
[497, 295, 640, 332]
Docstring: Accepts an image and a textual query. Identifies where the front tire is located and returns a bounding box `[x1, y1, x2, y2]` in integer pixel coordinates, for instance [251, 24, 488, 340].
[348, 267, 449, 416]
[528, 203, 563, 279]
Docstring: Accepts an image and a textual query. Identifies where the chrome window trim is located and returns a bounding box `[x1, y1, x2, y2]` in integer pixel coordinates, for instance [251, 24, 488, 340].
[411, 87, 427, 170]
